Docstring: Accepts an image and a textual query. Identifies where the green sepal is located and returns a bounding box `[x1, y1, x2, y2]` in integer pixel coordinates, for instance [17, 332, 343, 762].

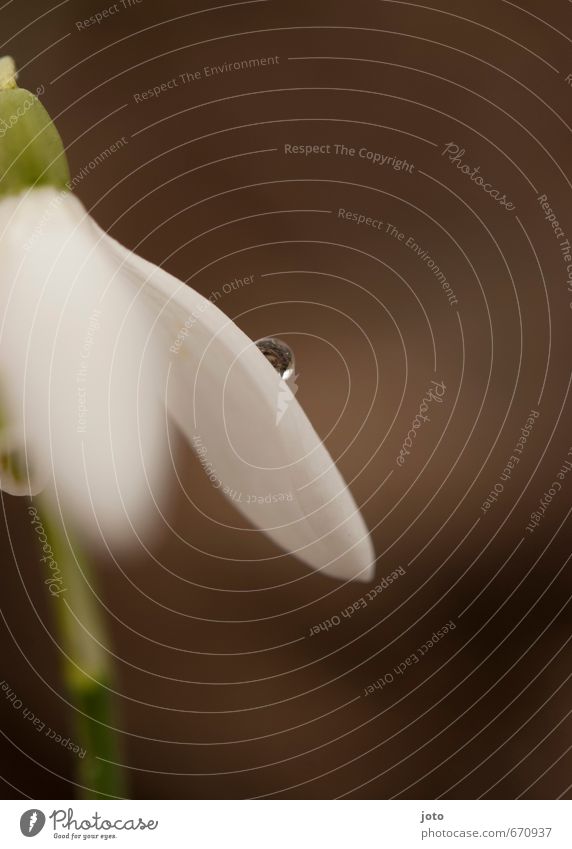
[0, 84, 70, 198]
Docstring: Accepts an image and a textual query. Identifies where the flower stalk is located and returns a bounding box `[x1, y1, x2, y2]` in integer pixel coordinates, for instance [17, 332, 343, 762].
[37, 502, 127, 799]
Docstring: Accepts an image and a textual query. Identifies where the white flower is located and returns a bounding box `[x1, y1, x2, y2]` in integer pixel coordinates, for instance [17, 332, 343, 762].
[0, 58, 374, 582]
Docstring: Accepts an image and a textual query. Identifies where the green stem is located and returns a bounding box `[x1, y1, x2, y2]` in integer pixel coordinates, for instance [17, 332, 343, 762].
[37, 501, 127, 799]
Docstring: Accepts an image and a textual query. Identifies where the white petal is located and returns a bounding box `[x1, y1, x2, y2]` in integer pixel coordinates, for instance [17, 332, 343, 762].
[0, 189, 168, 547]
[103, 234, 375, 582]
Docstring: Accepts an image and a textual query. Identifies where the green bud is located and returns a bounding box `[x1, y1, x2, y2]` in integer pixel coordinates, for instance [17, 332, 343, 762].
[0, 56, 70, 198]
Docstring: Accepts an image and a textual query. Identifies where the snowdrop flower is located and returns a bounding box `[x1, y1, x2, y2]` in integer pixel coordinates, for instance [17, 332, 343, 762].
[0, 58, 374, 582]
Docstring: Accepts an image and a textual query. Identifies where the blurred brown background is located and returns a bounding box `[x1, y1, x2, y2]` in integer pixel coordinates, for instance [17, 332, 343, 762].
[1, 0, 571, 799]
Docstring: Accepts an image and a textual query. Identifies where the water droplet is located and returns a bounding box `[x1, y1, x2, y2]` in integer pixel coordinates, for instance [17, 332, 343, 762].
[255, 337, 295, 381]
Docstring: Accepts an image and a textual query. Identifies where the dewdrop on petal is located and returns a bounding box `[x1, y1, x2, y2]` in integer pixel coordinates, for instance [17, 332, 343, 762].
[255, 337, 296, 381]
